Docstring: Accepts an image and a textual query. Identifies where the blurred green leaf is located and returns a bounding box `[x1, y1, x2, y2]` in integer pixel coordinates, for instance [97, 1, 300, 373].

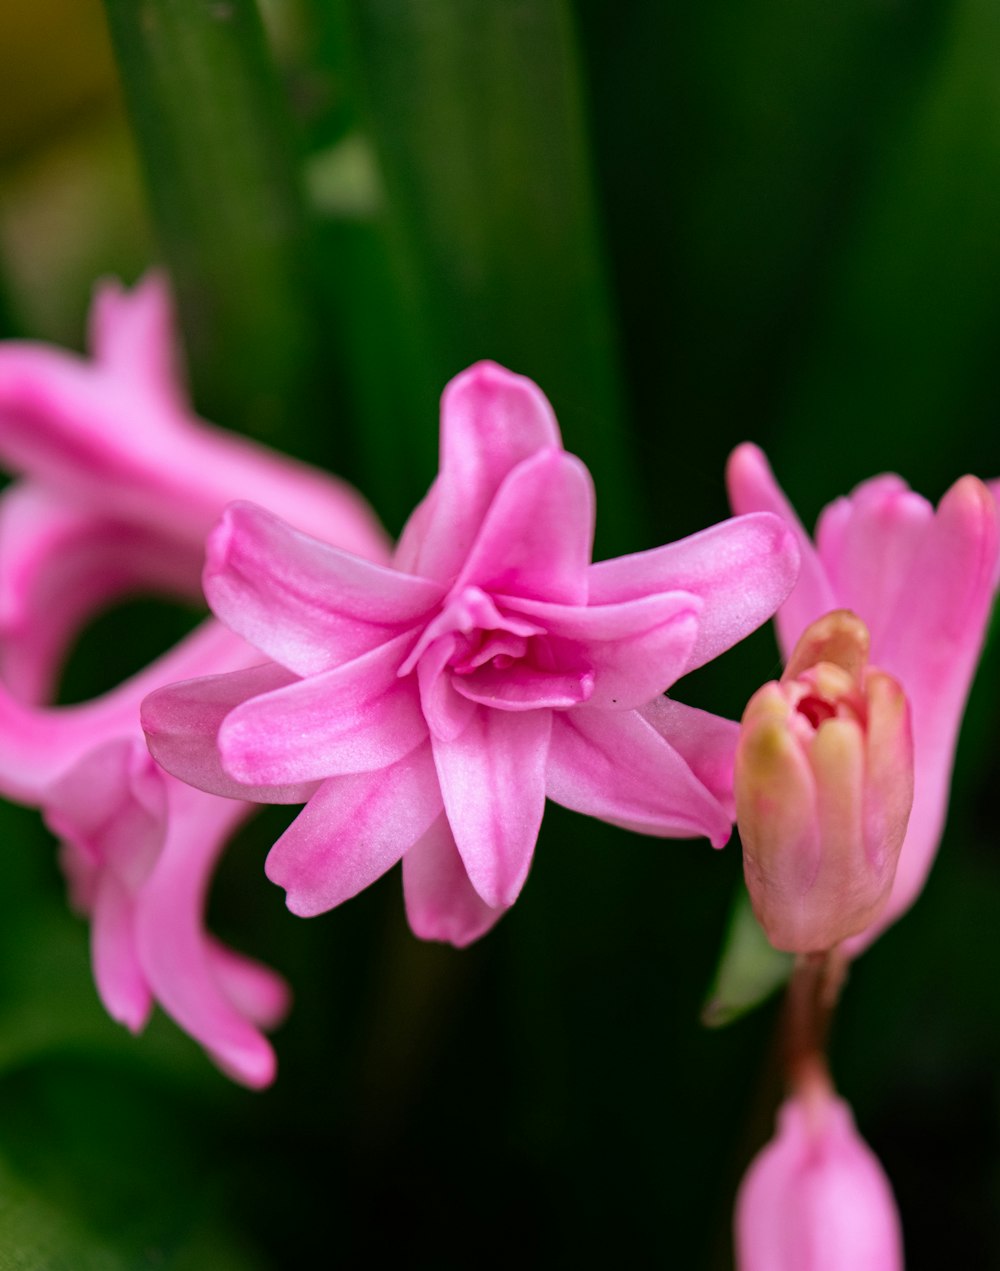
[702, 889, 792, 1028]
[341, 0, 641, 552]
[101, 0, 320, 447]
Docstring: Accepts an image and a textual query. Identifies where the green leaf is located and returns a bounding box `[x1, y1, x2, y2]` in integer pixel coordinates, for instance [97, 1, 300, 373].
[701, 889, 793, 1028]
[101, 0, 320, 447]
[340, 0, 642, 552]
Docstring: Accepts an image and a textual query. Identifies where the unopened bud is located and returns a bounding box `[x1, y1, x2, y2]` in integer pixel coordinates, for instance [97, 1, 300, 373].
[735, 1089, 903, 1270]
[735, 610, 913, 953]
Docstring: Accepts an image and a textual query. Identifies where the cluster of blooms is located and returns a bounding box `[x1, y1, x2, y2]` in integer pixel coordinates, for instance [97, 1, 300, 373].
[0, 275, 996, 1264]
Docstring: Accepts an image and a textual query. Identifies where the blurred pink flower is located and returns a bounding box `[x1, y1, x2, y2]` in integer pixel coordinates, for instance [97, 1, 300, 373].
[0, 274, 388, 1085]
[145, 362, 800, 944]
[735, 610, 913, 953]
[735, 1088, 903, 1271]
[728, 444, 998, 951]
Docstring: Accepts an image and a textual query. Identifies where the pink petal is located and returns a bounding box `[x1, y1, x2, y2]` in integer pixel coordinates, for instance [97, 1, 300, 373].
[500, 591, 702, 708]
[91, 873, 152, 1033]
[814, 479, 932, 659]
[455, 449, 594, 605]
[736, 1094, 903, 1271]
[846, 475, 999, 951]
[639, 696, 741, 818]
[724, 444, 831, 657]
[433, 705, 551, 908]
[135, 780, 283, 1089]
[545, 705, 733, 846]
[589, 499, 801, 673]
[219, 633, 426, 784]
[396, 361, 562, 582]
[453, 663, 593, 712]
[141, 663, 320, 803]
[0, 482, 201, 704]
[205, 939, 291, 1032]
[0, 327, 387, 562]
[205, 502, 442, 675]
[88, 272, 187, 409]
[265, 746, 444, 917]
[417, 637, 477, 741]
[402, 815, 506, 946]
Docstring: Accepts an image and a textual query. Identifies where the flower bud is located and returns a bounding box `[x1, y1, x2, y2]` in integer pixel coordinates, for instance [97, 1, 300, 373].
[735, 610, 913, 953]
[735, 1090, 903, 1271]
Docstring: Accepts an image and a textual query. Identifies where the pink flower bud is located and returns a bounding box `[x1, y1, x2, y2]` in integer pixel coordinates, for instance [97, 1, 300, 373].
[735, 1091, 903, 1271]
[735, 610, 913, 953]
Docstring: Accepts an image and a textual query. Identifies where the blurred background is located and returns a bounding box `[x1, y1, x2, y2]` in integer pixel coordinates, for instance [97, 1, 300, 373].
[0, 1, 998, 1266]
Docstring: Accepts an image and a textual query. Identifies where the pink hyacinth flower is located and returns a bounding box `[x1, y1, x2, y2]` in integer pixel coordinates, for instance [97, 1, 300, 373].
[735, 1090, 903, 1271]
[145, 361, 800, 944]
[0, 274, 388, 1084]
[727, 445, 999, 951]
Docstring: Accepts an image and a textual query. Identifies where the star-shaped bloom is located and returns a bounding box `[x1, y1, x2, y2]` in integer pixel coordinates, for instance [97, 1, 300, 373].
[727, 444, 999, 951]
[145, 363, 800, 944]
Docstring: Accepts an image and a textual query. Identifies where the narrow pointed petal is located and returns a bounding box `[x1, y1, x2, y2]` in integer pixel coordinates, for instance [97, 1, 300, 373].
[502, 591, 702, 708]
[434, 706, 550, 908]
[205, 939, 291, 1032]
[402, 815, 506, 947]
[88, 272, 187, 408]
[724, 444, 833, 657]
[205, 502, 442, 674]
[546, 706, 733, 846]
[135, 783, 282, 1089]
[142, 663, 319, 803]
[589, 501, 801, 672]
[0, 336, 387, 561]
[91, 874, 152, 1033]
[265, 747, 443, 917]
[452, 663, 593, 712]
[456, 449, 594, 604]
[397, 361, 562, 582]
[639, 697, 741, 817]
[219, 633, 426, 784]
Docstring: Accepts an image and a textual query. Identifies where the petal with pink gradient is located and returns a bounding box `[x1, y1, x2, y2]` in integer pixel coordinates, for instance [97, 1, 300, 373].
[134, 781, 284, 1090]
[90, 873, 152, 1034]
[218, 634, 426, 784]
[204, 502, 441, 675]
[735, 1093, 903, 1271]
[455, 449, 594, 605]
[142, 662, 320, 803]
[638, 696, 741, 817]
[265, 746, 444, 917]
[724, 444, 833, 655]
[402, 814, 506, 946]
[546, 705, 733, 847]
[588, 503, 801, 673]
[501, 591, 702, 709]
[396, 360, 561, 581]
[433, 706, 551, 908]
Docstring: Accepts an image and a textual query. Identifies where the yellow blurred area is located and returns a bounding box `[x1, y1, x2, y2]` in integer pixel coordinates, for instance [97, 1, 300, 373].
[0, 0, 150, 342]
[0, 0, 118, 163]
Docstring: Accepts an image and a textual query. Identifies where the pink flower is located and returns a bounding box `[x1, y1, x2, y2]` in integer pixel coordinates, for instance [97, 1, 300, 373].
[735, 610, 913, 953]
[145, 362, 800, 944]
[0, 274, 388, 1085]
[727, 445, 999, 951]
[735, 1089, 903, 1271]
